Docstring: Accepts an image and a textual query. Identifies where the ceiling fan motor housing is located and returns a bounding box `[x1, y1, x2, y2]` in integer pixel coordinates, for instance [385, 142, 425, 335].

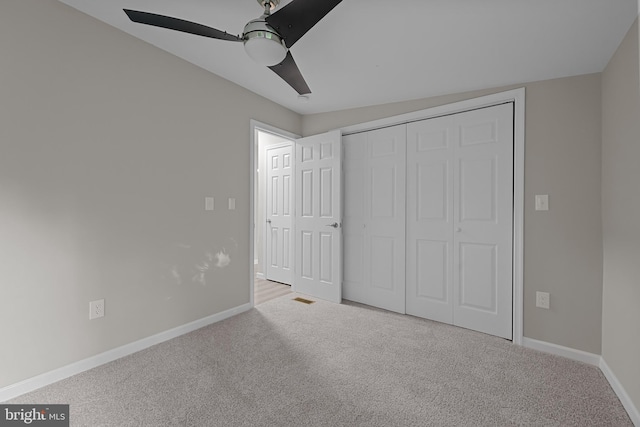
[243, 17, 288, 66]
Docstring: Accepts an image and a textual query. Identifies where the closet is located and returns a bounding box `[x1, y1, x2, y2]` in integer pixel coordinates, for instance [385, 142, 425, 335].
[343, 103, 514, 339]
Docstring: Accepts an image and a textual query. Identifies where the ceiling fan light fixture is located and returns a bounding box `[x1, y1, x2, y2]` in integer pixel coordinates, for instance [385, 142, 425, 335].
[243, 19, 287, 66]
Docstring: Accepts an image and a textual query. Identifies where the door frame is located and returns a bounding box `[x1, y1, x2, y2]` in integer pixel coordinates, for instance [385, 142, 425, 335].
[249, 120, 300, 308]
[339, 88, 526, 345]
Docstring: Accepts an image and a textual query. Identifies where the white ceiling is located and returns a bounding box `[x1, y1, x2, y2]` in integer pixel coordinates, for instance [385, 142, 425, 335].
[59, 0, 637, 115]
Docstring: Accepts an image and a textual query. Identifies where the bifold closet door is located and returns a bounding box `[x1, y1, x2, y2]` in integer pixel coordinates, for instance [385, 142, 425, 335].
[453, 104, 513, 339]
[343, 125, 406, 313]
[406, 103, 514, 339]
[405, 115, 455, 324]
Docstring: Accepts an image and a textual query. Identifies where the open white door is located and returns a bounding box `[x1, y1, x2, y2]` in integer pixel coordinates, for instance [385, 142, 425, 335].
[293, 130, 342, 303]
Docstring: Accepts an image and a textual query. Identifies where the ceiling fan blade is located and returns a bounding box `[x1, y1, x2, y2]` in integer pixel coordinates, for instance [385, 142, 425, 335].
[123, 9, 242, 42]
[268, 51, 311, 95]
[266, 0, 342, 48]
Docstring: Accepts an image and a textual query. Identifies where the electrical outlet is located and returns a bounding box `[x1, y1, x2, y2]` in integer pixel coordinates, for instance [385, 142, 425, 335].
[89, 299, 105, 320]
[536, 292, 550, 309]
[535, 195, 549, 211]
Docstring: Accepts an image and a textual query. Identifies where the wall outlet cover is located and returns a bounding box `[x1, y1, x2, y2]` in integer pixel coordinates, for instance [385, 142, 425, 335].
[535, 194, 549, 211]
[89, 299, 105, 320]
[536, 292, 550, 309]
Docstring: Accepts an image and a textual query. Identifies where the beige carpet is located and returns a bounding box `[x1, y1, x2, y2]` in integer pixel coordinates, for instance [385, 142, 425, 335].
[9, 294, 632, 426]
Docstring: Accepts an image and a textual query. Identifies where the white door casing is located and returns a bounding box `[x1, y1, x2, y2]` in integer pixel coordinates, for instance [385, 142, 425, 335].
[265, 144, 294, 285]
[293, 130, 342, 303]
[343, 125, 406, 313]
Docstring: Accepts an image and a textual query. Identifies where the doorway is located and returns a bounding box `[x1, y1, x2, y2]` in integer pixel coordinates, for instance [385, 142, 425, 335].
[250, 122, 343, 306]
[250, 122, 298, 306]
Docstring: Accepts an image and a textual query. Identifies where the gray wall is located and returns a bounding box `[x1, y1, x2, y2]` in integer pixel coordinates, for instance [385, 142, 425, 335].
[0, 0, 301, 388]
[304, 73, 604, 354]
[602, 18, 640, 411]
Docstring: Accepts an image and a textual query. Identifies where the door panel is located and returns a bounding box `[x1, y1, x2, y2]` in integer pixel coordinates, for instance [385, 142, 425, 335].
[406, 115, 455, 323]
[319, 232, 333, 282]
[371, 166, 396, 218]
[459, 157, 497, 222]
[416, 239, 448, 301]
[453, 104, 513, 339]
[293, 130, 342, 303]
[407, 103, 513, 339]
[266, 144, 293, 285]
[283, 175, 291, 216]
[343, 125, 406, 313]
[320, 167, 333, 217]
[270, 227, 278, 266]
[370, 236, 395, 291]
[417, 162, 448, 221]
[459, 243, 497, 312]
[301, 231, 313, 279]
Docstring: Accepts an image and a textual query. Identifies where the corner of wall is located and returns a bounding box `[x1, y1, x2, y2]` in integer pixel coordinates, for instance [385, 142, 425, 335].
[601, 15, 640, 425]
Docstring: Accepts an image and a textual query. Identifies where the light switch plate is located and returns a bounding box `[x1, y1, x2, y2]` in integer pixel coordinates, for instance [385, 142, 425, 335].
[228, 198, 236, 210]
[205, 197, 214, 211]
[535, 194, 549, 211]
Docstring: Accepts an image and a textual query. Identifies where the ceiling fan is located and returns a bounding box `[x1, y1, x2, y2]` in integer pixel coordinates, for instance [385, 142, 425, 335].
[124, 0, 343, 95]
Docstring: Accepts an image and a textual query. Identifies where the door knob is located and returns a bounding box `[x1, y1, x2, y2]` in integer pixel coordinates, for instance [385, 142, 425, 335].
[326, 222, 340, 228]
[267, 219, 272, 224]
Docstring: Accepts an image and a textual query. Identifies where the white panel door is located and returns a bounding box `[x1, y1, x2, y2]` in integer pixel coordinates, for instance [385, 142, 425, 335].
[343, 125, 406, 313]
[265, 144, 293, 285]
[406, 103, 513, 339]
[406, 115, 455, 323]
[453, 104, 513, 339]
[293, 130, 342, 303]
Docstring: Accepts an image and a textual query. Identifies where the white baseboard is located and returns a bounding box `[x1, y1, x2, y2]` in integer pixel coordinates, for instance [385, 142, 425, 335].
[521, 337, 601, 365]
[600, 358, 640, 426]
[522, 337, 639, 425]
[256, 272, 265, 280]
[0, 302, 252, 403]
